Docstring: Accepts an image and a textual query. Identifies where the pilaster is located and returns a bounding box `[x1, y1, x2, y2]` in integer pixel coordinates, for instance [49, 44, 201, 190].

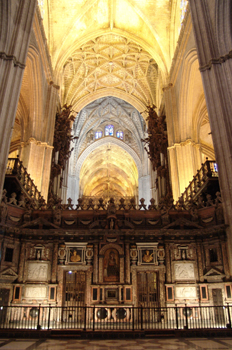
[189, 0, 232, 273]
[18, 242, 26, 283]
[20, 138, 53, 201]
[51, 243, 58, 283]
[168, 140, 201, 200]
[0, 0, 37, 200]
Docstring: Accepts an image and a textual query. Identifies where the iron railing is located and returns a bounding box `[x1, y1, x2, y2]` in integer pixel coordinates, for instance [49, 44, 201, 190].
[0, 305, 231, 331]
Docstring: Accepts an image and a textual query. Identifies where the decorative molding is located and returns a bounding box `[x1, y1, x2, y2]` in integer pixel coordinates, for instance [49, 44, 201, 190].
[199, 50, 232, 72]
[0, 52, 25, 69]
[21, 138, 53, 149]
[168, 139, 200, 149]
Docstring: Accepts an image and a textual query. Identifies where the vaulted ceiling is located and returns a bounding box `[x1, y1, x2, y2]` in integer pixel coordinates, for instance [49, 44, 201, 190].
[41, 0, 183, 111]
[79, 143, 138, 198]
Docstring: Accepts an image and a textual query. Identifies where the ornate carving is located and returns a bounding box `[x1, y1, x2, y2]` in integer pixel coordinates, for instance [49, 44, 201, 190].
[53, 209, 62, 226]
[142, 106, 171, 200]
[174, 262, 195, 280]
[49, 105, 77, 196]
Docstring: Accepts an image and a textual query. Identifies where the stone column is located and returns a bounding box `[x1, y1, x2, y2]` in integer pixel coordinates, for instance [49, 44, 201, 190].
[164, 82, 202, 201]
[196, 242, 204, 282]
[131, 266, 137, 306]
[93, 244, 98, 284]
[159, 267, 166, 307]
[18, 242, 26, 283]
[221, 240, 230, 279]
[85, 268, 93, 306]
[20, 139, 53, 201]
[57, 266, 63, 306]
[189, 0, 232, 273]
[99, 256, 103, 283]
[120, 255, 125, 284]
[51, 243, 58, 283]
[165, 243, 171, 283]
[168, 141, 201, 200]
[0, 0, 37, 200]
[125, 244, 130, 284]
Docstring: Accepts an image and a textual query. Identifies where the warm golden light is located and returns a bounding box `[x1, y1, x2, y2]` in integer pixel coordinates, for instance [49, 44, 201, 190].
[79, 143, 138, 199]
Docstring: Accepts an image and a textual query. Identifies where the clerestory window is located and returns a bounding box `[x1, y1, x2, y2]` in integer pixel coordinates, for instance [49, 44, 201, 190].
[95, 131, 103, 139]
[116, 131, 123, 140]
[105, 125, 114, 136]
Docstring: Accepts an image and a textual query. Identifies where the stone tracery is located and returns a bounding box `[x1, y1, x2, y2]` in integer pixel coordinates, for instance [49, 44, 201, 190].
[61, 34, 159, 109]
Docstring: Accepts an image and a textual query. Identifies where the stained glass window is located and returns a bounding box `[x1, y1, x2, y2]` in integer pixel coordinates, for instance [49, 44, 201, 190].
[95, 131, 103, 139]
[38, 0, 44, 19]
[116, 131, 123, 140]
[180, 0, 188, 24]
[105, 125, 114, 136]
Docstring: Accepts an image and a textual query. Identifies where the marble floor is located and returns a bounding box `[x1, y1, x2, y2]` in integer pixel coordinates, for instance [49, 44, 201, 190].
[0, 337, 232, 350]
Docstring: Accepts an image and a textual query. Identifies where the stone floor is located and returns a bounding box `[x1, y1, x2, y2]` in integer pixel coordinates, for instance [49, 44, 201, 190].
[0, 338, 232, 350]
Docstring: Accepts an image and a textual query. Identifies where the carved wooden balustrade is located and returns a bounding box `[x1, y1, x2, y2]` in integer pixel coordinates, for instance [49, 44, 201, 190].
[177, 158, 218, 206]
[81, 196, 136, 209]
[5, 158, 44, 204]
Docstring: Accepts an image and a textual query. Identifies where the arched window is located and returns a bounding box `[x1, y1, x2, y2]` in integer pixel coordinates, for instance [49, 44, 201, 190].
[105, 125, 114, 136]
[116, 131, 123, 140]
[38, 0, 44, 18]
[95, 131, 103, 139]
[180, 0, 188, 24]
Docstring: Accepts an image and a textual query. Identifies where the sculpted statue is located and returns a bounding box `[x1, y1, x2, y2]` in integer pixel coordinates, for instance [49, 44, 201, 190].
[1, 189, 7, 204]
[107, 198, 116, 215]
[53, 209, 61, 226]
[142, 250, 153, 263]
[8, 192, 17, 205]
[18, 193, 26, 208]
[70, 250, 81, 262]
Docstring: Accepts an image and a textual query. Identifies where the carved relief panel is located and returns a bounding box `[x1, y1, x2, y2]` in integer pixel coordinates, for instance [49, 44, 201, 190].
[174, 262, 195, 282]
[26, 261, 50, 282]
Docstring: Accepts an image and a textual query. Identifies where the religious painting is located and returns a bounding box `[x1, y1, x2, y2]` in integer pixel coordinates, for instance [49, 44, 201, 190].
[103, 249, 119, 282]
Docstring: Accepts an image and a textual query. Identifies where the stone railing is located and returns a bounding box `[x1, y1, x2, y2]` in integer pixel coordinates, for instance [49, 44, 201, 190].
[177, 158, 218, 206]
[5, 158, 44, 205]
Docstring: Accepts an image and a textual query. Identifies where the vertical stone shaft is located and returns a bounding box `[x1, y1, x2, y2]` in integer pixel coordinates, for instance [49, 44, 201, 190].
[221, 240, 230, 279]
[51, 243, 58, 283]
[165, 243, 171, 283]
[0, 0, 37, 200]
[189, 0, 232, 273]
[125, 244, 130, 284]
[196, 242, 204, 282]
[18, 242, 26, 283]
[159, 268, 166, 307]
[93, 244, 98, 284]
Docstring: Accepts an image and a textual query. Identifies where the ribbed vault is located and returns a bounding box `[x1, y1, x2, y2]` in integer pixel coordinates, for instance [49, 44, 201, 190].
[79, 143, 138, 198]
[61, 34, 159, 110]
